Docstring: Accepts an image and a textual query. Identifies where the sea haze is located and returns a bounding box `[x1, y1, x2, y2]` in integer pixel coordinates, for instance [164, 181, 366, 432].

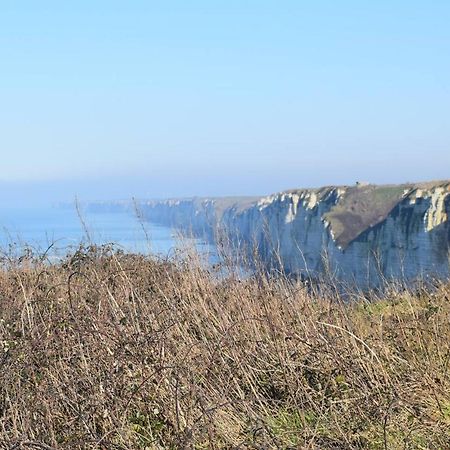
[0, 205, 208, 259]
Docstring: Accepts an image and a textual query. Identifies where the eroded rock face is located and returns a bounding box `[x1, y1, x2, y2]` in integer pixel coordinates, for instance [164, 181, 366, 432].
[139, 181, 450, 286]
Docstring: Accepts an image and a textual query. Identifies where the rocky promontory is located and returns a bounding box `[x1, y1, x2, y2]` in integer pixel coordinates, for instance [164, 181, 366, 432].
[132, 181, 450, 285]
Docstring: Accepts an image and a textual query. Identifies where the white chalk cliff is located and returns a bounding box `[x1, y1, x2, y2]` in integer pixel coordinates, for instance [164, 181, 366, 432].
[139, 181, 450, 285]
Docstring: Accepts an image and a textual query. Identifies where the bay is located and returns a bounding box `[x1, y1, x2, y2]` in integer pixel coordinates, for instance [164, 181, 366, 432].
[0, 206, 211, 260]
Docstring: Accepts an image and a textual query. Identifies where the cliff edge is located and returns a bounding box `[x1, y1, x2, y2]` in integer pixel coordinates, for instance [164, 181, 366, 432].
[135, 181, 449, 285]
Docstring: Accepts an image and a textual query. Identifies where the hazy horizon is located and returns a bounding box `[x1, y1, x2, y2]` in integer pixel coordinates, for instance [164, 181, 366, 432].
[2, 175, 449, 209]
[1, 1, 449, 206]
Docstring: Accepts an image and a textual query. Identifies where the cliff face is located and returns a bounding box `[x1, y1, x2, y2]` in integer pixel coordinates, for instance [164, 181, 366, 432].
[139, 182, 450, 285]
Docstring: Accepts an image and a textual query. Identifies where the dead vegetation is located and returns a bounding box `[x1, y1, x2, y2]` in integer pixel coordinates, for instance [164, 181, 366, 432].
[0, 245, 450, 449]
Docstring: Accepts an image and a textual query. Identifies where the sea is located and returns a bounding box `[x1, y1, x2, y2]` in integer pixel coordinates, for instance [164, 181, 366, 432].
[0, 205, 213, 261]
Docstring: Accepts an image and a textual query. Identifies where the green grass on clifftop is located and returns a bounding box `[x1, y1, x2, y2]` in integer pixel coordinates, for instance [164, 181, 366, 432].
[324, 185, 409, 247]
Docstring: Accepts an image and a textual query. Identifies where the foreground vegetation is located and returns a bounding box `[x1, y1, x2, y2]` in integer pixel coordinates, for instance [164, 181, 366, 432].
[0, 246, 450, 449]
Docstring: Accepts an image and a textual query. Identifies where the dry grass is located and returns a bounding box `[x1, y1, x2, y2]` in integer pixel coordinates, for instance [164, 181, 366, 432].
[0, 245, 450, 449]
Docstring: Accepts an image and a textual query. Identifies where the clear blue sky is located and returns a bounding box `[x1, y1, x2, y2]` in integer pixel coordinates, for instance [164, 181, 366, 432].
[1, 0, 449, 203]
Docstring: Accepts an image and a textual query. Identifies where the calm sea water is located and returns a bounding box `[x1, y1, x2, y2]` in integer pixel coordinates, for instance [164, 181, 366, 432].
[0, 206, 211, 259]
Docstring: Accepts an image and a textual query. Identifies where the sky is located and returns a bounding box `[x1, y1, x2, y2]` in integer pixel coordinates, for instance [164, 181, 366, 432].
[0, 0, 449, 204]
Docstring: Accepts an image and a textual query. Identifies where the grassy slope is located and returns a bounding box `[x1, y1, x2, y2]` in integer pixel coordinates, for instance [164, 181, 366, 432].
[0, 247, 450, 449]
[324, 181, 450, 247]
[323, 185, 409, 247]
